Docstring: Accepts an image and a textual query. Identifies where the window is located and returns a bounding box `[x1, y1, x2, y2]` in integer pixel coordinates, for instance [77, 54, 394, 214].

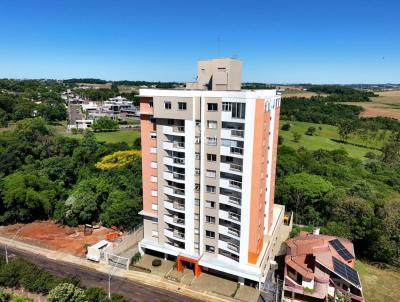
[178, 102, 187, 110]
[194, 243, 199, 249]
[152, 230, 158, 238]
[206, 216, 215, 224]
[206, 185, 216, 193]
[194, 184, 200, 192]
[208, 103, 218, 111]
[149, 101, 154, 108]
[196, 120, 201, 127]
[150, 161, 157, 169]
[195, 169, 200, 176]
[195, 152, 200, 160]
[207, 120, 217, 129]
[207, 154, 216, 162]
[150, 147, 157, 154]
[150, 176, 158, 183]
[195, 136, 201, 144]
[222, 102, 232, 111]
[151, 203, 158, 210]
[206, 170, 216, 178]
[167, 119, 174, 125]
[206, 245, 215, 253]
[195, 213, 200, 220]
[206, 137, 217, 146]
[150, 132, 157, 139]
[164, 101, 171, 109]
[232, 103, 246, 119]
[195, 228, 199, 234]
[205, 200, 215, 208]
[195, 199, 200, 206]
[151, 190, 158, 197]
[206, 230, 215, 238]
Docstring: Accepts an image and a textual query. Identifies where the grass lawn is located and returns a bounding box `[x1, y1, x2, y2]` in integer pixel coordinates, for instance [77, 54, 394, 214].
[356, 261, 400, 302]
[62, 128, 140, 145]
[279, 121, 385, 160]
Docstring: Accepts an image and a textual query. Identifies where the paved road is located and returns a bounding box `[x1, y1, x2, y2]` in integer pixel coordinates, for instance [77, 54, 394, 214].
[68, 104, 85, 124]
[3, 246, 201, 302]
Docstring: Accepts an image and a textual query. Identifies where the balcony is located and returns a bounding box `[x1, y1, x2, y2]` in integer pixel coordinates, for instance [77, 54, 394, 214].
[219, 240, 240, 255]
[164, 186, 185, 197]
[219, 225, 240, 239]
[164, 214, 185, 227]
[219, 209, 241, 223]
[163, 125, 185, 136]
[163, 141, 185, 151]
[220, 162, 242, 175]
[164, 200, 185, 213]
[219, 194, 241, 208]
[164, 228, 185, 242]
[220, 146, 243, 158]
[220, 178, 242, 192]
[163, 156, 185, 167]
[164, 171, 185, 183]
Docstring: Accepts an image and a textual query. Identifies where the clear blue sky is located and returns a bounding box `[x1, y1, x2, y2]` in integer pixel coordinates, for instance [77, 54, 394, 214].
[0, 0, 399, 84]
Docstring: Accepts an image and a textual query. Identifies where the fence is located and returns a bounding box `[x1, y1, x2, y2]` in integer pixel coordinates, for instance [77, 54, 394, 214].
[104, 224, 143, 256]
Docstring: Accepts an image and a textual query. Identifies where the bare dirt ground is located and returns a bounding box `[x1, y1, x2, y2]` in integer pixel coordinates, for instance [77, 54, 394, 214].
[0, 221, 117, 257]
[76, 82, 112, 89]
[344, 90, 400, 119]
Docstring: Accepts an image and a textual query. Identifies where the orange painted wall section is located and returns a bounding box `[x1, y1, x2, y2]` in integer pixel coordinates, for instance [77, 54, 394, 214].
[140, 98, 157, 215]
[268, 107, 280, 230]
[248, 99, 270, 264]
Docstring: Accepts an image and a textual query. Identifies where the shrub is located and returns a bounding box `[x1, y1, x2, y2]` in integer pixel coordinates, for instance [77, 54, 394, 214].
[71, 128, 78, 135]
[365, 151, 376, 159]
[305, 126, 316, 136]
[281, 123, 291, 131]
[278, 135, 284, 145]
[47, 283, 86, 302]
[152, 259, 162, 267]
[84, 287, 108, 302]
[131, 252, 141, 265]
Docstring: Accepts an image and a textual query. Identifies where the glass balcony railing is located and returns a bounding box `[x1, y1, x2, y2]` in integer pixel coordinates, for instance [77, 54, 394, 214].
[229, 163, 242, 172]
[173, 125, 185, 133]
[230, 147, 243, 155]
[228, 212, 241, 221]
[229, 180, 242, 189]
[173, 216, 185, 225]
[231, 129, 244, 138]
[173, 141, 185, 149]
[173, 202, 185, 211]
[228, 228, 240, 237]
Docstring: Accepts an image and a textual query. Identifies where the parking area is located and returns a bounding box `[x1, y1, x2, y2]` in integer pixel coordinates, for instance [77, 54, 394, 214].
[131, 254, 260, 302]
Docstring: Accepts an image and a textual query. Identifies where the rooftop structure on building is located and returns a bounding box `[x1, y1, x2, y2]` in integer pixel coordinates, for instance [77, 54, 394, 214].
[138, 58, 287, 288]
[283, 231, 364, 302]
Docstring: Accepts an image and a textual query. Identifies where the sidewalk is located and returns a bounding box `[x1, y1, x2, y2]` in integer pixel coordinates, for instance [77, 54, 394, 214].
[0, 236, 239, 302]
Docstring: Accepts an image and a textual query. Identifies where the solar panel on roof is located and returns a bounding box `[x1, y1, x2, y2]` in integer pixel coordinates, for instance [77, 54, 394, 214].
[329, 239, 354, 261]
[332, 256, 361, 287]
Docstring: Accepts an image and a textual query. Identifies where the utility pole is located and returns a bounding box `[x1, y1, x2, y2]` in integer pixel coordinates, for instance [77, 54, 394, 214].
[107, 254, 125, 299]
[5, 226, 24, 264]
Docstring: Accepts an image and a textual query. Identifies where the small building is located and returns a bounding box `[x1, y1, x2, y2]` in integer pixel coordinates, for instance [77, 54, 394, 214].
[86, 240, 112, 262]
[283, 232, 364, 301]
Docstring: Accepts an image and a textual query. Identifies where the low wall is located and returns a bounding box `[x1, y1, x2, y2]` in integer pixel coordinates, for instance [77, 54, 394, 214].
[105, 224, 143, 256]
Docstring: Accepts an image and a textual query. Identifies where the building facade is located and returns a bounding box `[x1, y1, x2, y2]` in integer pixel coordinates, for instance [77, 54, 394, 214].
[138, 58, 284, 287]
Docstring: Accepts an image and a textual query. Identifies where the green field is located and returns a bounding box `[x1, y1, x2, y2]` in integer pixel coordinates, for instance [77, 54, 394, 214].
[279, 121, 385, 160]
[356, 261, 400, 302]
[62, 128, 140, 145]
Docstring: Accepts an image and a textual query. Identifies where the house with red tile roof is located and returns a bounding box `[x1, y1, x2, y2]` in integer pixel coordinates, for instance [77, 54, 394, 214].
[283, 231, 364, 302]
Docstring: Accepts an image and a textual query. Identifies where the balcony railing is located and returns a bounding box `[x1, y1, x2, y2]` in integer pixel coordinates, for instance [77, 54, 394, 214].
[230, 163, 242, 172]
[173, 230, 185, 239]
[228, 212, 241, 221]
[231, 129, 244, 138]
[228, 228, 240, 237]
[173, 216, 185, 225]
[173, 202, 185, 211]
[173, 141, 185, 149]
[230, 147, 243, 155]
[229, 196, 241, 205]
[173, 125, 185, 133]
[173, 157, 185, 165]
[229, 180, 242, 189]
[167, 186, 185, 196]
[172, 172, 185, 180]
[228, 243, 240, 253]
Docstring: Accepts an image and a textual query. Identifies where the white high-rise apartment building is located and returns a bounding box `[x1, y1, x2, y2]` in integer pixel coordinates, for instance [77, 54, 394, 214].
[138, 58, 285, 287]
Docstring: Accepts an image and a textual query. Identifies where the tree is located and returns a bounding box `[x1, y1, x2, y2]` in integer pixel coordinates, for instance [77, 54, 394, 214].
[337, 120, 358, 142]
[47, 283, 87, 302]
[37, 100, 67, 121]
[95, 150, 141, 170]
[280, 172, 333, 222]
[15, 117, 50, 141]
[0, 108, 8, 127]
[84, 287, 108, 302]
[13, 101, 35, 120]
[1, 170, 59, 223]
[100, 190, 141, 230]
[92, 117, 118, 132]
[292, 132, 302, 143]
[281, 123, 291, 131]
[305, 126, 316, 136]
